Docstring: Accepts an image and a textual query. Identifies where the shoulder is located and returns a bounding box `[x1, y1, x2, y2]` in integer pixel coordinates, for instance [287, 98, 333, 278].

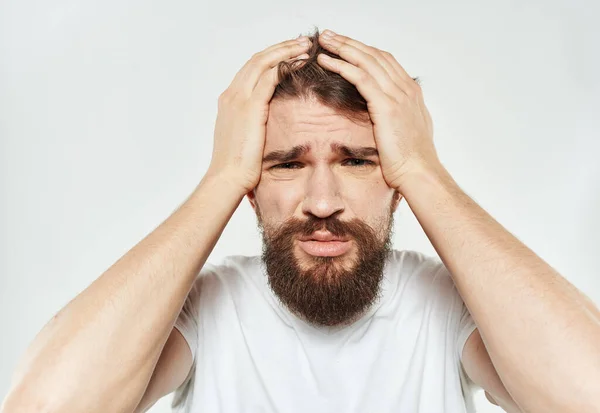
[388, 248, 443, 271]
[195, 254, 261, 279]
[388, 249, 452, 285]
[189, 254, 263, 296]
[387, 249, 462, 305]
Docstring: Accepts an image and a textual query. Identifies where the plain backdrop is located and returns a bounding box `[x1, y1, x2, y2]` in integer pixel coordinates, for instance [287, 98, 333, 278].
[1, 0, 599, 411]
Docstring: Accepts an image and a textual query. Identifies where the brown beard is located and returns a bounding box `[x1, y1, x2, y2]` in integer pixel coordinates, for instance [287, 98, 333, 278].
[258, 210, 394, 328]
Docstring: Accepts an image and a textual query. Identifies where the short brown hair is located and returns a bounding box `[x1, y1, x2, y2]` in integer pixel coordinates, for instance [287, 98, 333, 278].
[273, 27, 421, 125]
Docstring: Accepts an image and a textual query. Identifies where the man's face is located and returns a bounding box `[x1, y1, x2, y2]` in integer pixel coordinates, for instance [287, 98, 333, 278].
[248, 97, 402, 327]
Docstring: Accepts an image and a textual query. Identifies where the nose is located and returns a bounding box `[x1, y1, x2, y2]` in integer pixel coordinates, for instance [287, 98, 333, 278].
[301, 165, 345, 219]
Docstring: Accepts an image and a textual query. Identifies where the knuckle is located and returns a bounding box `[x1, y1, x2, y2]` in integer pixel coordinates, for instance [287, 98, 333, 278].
[410, 82, 423, 96]
[404, 89, 416, 99]
[363, 44, 376, 54]
[219, 89, 244, 108]
[369, 46, 383, 56]
[249, 52, 267, 67]
[404, 84, 420, 99]
[284, 43, 300, 55]
[218, 90, 231, 105]
[381, 50, 394, 59]
[357, 70, 371, 84]
[365, 53, 378, 64]
[333, 43, 345, 55]
[254, 54, 269, 68]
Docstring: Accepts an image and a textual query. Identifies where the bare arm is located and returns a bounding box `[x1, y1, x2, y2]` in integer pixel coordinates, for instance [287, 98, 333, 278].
[399, 164, 600, 412]
[1, 35, 313, 413]
[132, 328, 193, 413]
[1, 174, 245, 413]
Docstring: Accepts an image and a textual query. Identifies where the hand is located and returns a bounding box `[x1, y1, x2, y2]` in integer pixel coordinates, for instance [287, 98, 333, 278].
[206, 36, 312, 194]
[316, 29, 441, 191]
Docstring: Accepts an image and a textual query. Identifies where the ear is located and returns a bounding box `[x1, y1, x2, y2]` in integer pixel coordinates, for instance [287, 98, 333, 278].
[246, 189, 257, 210]
[391, 190, 403, 212]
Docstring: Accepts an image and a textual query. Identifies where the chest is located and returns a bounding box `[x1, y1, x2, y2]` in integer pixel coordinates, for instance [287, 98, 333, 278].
[191, 312, 466, 413]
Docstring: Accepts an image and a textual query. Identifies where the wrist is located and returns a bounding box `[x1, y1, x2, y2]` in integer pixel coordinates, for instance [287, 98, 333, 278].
[394, 161, 452, 195]
[200, 168, 250, 198]
[196, 171, 249, 201]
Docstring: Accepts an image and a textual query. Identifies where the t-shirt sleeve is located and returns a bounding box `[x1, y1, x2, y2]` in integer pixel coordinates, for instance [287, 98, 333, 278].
[173, 273, 203, 363]
[457, 298, 478, 393]
[457, 300, 478, 361]
[424, 253, 478, 363]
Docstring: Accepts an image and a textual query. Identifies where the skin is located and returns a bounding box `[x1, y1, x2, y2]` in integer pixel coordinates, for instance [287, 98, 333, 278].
[247, 97, 401, 268]
[3, 30, 599, 413]
[306, 29, 600, 412]
[0, 36, 316, 413]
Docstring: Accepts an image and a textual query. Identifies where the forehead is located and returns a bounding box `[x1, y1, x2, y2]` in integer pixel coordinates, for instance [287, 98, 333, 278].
[265, 97, 374, 153]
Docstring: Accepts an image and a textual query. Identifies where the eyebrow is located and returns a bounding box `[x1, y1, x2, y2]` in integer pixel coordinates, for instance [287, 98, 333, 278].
[263, 144, 311, 164]
[330, 143, 379, 158]
[262, 142, 379, 164]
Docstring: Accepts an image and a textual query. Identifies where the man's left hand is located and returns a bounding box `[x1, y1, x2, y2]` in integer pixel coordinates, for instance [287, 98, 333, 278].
[316, 29, 440, 191]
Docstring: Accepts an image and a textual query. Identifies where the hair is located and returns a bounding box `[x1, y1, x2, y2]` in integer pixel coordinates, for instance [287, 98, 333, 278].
[272, 27, 421, 125]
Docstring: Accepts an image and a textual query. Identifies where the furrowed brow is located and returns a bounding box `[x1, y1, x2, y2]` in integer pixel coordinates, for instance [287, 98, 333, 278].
[331, 143, 379, 158]
[263, 144, 311, 164]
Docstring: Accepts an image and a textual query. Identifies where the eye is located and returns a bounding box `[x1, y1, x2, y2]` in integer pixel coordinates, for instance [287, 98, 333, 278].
[271, 162, 302, 170]
[342, 158, 375, 167]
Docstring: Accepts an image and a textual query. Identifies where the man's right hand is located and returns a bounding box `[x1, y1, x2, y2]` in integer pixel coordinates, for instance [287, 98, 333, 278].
[207, 35, 312, 194]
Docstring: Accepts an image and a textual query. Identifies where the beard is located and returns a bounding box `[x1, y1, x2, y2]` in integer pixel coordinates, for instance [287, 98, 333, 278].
[257, 207, 394, 328]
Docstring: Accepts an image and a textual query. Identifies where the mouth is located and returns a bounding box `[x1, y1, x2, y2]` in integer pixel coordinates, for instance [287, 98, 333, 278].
[297, 231, 352, 257]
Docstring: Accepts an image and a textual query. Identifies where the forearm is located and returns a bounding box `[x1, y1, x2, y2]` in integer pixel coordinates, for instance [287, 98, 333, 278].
[2, 173, 245, 413]
[398, 164, 600, 412]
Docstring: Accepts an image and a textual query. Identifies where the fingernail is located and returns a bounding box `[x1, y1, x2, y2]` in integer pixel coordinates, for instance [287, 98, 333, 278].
[322, 30, 336, 39]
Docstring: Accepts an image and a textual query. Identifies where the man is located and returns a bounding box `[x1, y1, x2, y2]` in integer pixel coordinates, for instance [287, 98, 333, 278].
[2, 29, 599, 413]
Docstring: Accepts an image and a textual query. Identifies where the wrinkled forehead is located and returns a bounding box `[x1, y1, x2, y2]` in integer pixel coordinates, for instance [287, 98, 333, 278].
[265, 97, 375, 155]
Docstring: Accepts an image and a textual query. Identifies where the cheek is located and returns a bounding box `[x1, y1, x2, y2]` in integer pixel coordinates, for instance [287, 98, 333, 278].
[344, 179, 393, 204]
[256, 180, 305, 218]
[343, 181, 395, 221]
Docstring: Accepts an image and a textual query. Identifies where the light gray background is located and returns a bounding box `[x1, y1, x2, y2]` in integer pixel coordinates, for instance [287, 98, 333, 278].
[1, 0, 599, 411]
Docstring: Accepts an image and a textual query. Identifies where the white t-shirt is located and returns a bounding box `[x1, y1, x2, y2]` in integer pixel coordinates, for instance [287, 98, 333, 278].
[171, 249, 479, 412]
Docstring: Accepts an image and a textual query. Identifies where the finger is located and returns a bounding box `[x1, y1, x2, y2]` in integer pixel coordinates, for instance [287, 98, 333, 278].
[284, 53, 310, 64]
[316, 53, 395, 110]
[230, 38, 312, 96]
[252, 65, 279, 104]
[252, 50, 309, 103]
[378, 51, 422, 95]
[318, 33, 402, 99]
[378, 51, 425, 107]
[251, 36, 309, 64]
[231, 37, 309, 90]
[320, 33, 410, 91]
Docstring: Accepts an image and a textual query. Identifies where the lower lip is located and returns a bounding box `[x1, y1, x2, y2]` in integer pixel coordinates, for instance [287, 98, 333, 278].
[298, 240, 351, 257]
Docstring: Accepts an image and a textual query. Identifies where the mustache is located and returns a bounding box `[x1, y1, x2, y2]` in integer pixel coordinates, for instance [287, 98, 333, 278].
[275, 215, 369, 240]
